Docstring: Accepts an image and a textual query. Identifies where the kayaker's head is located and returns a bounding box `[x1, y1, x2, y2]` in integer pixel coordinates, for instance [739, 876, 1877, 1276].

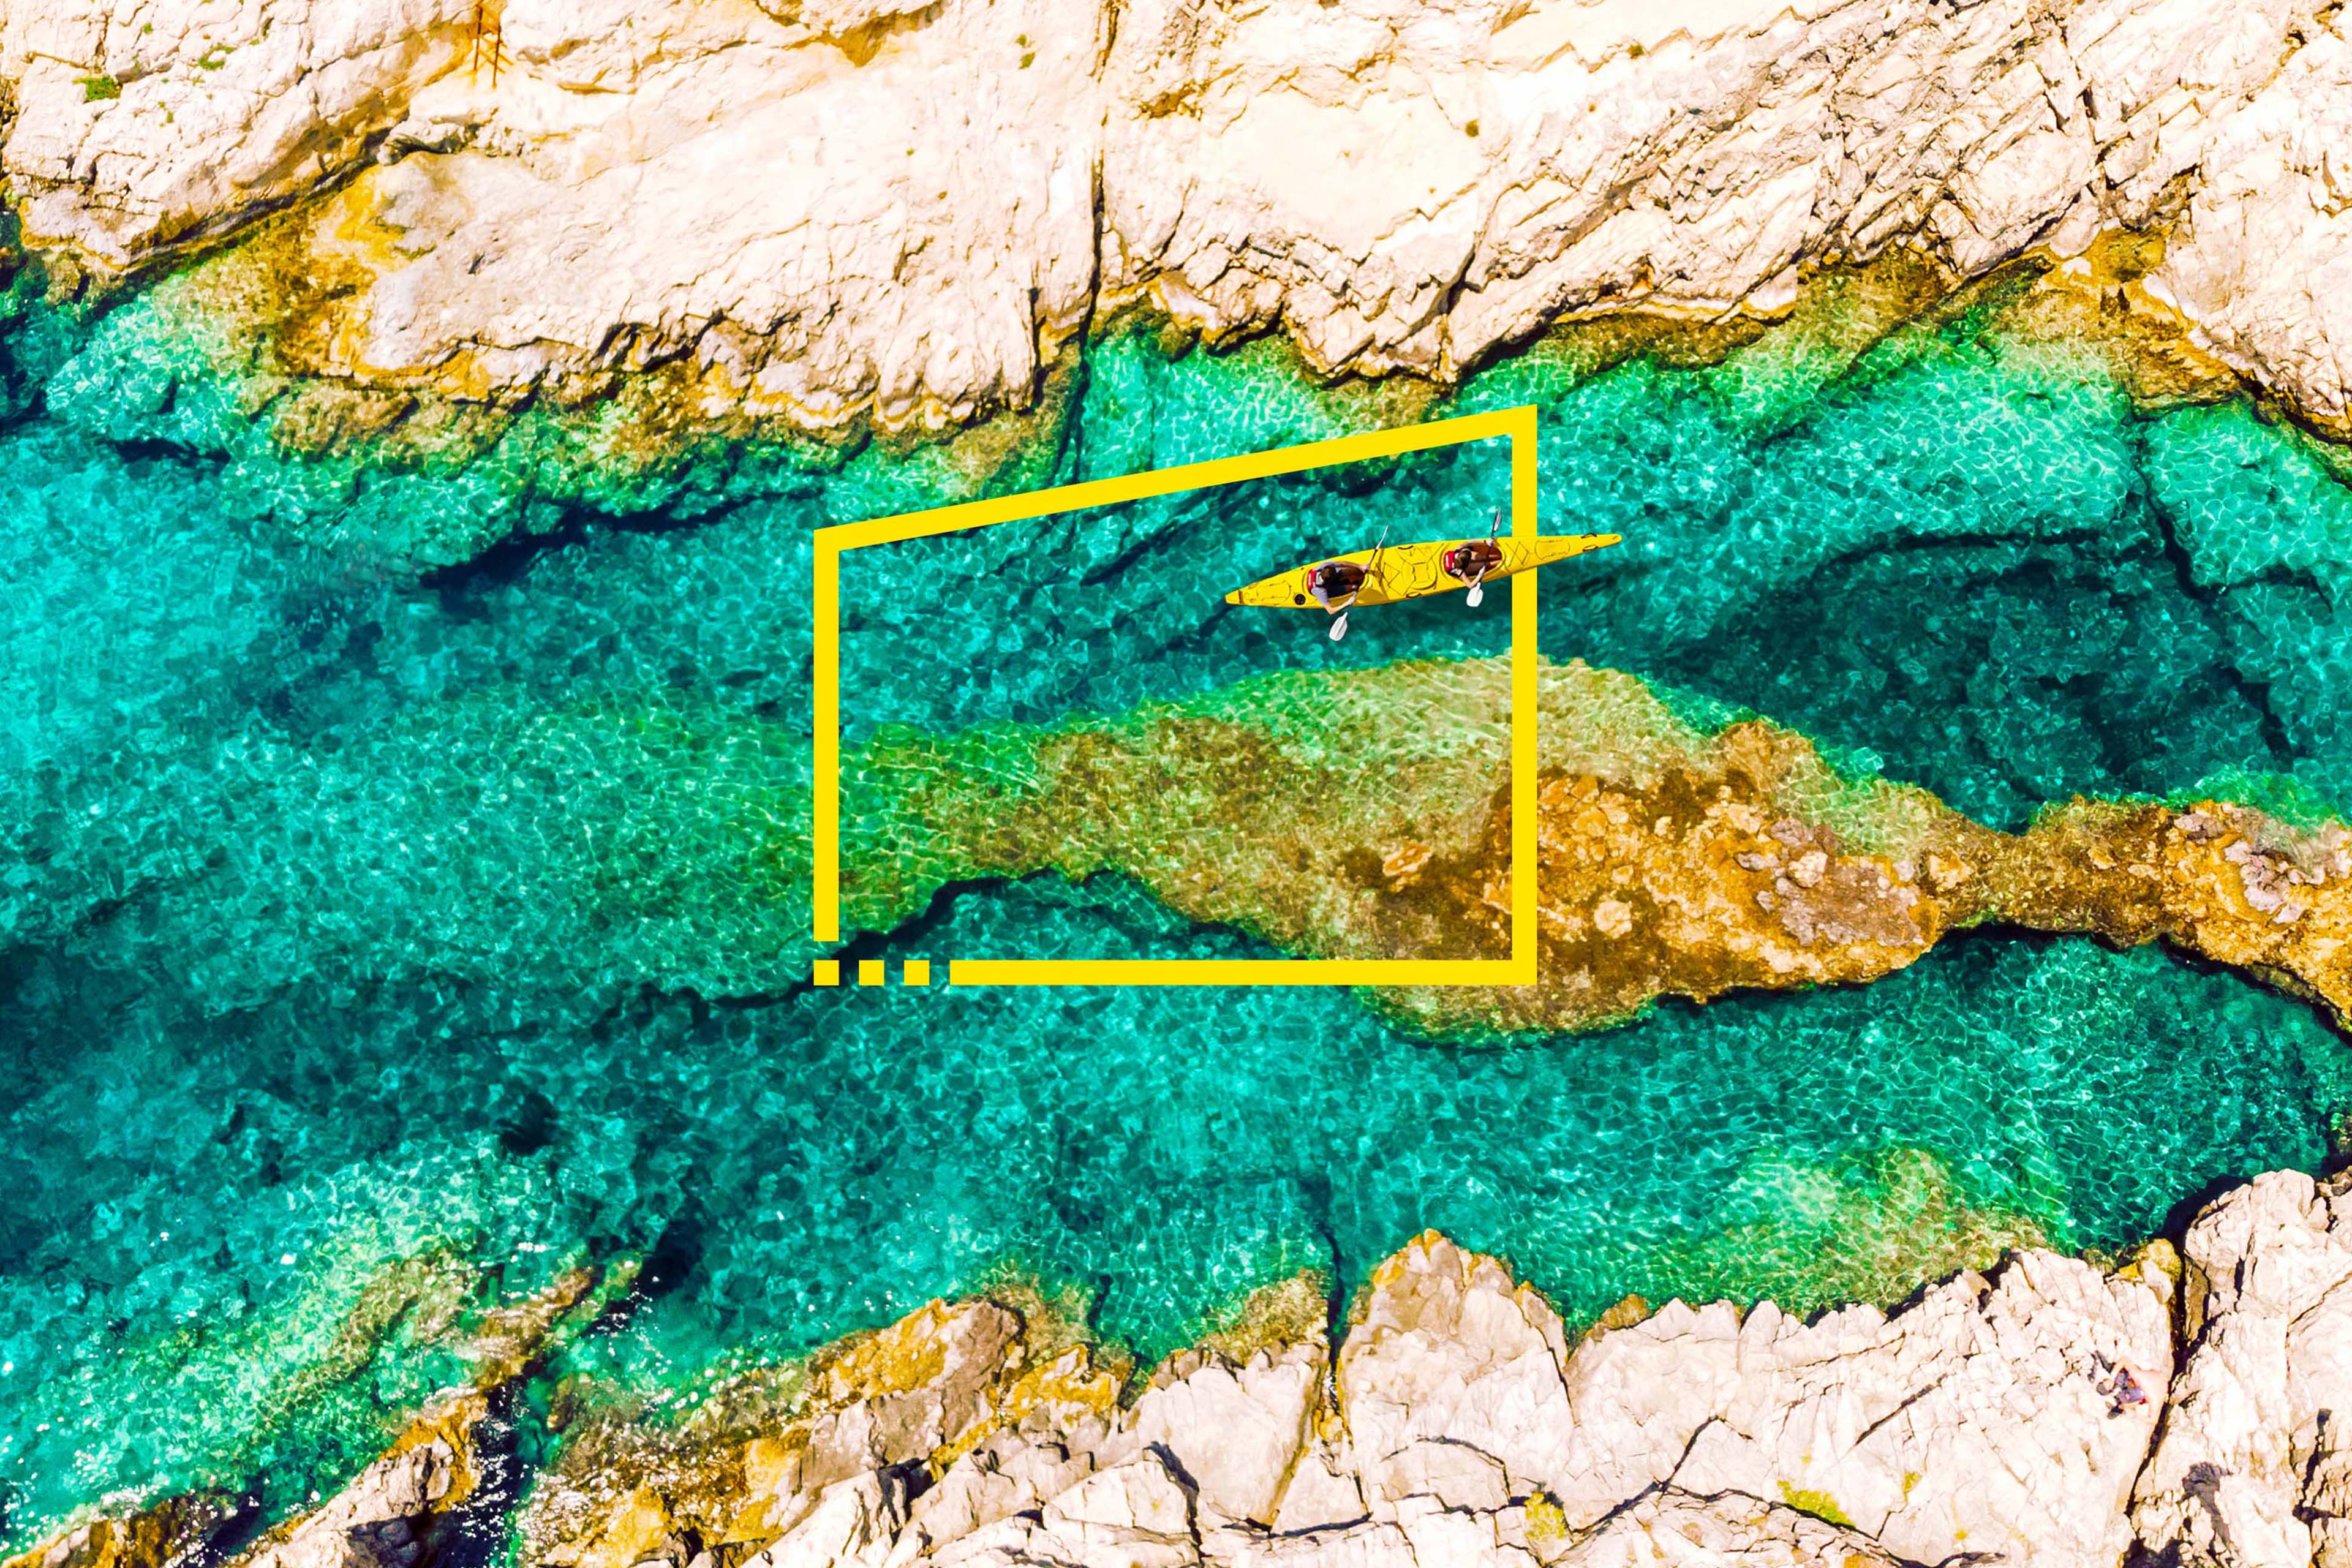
[1308, 560, 1366, 605]
[1444, 540, 1504, 581]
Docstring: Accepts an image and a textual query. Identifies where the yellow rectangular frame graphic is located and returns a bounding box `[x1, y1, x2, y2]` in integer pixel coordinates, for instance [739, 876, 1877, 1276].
[813, 403, 1541, 987]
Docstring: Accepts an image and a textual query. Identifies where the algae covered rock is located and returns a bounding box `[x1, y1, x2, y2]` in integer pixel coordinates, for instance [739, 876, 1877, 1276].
[2, 1494, 249, 1568]
[842, 655, 2352, 1041]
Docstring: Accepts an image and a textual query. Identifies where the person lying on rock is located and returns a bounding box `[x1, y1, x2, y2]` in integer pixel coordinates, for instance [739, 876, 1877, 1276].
[2092, 1352, 2149, 1416]
[2106, 1364, 2147, 1414]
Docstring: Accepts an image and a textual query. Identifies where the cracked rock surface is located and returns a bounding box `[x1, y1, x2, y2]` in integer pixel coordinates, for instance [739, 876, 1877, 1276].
[6, 0, 2352, 432]
[33, 1170, 2352, 1568]
[2132, 1169, 2352, 1568]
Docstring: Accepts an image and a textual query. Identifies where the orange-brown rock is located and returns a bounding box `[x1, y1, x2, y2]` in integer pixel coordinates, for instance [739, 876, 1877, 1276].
[846, 657, 2352, 1036]
[515, 1291, 1126, 1568]
[1991, 800, 2352, 1021]
[2, 1495, 246, 1568]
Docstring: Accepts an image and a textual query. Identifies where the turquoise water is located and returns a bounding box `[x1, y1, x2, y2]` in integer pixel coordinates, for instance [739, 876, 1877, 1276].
[839, 439, 1518, 745]
[7, 876, 2347, 1538]
[6, 287, 2352, 1544]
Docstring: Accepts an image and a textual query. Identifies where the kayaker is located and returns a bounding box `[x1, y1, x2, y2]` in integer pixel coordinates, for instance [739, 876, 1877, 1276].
[1443, 539, 1504, 582]
[1308, 559, 1366, 609]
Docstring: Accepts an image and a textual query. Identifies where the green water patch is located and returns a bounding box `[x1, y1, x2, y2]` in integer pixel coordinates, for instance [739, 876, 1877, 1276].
[821, 320, 2352, 837]
[831, 317, 2352, 831]
[1457, 333, 2316, 829]
[5, 878, 2347, 1547]
[31, 261, 2352, 831]
[833, 435, 1518, 744]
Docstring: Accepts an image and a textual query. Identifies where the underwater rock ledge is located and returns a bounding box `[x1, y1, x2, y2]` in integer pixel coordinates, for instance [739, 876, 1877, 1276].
[18, 1167, 2352, 1568]
[843, 657, 2352, 1036]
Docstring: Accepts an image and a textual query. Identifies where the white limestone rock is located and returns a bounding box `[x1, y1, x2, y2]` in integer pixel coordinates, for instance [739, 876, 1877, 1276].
[1095, 0, 2352, 428]
[1212, 1525, 1419, 1567]
[2131, 1169, 2352, 1568]
[1128, 1343, 1324, 1527]
[90, 1177, 2352, 1568]
[749, 1471, 910, 1568]
[1552, 1488, 1909, 1568]
[2099, 8, 2352, 434]
[1323, 1229, 2169, 1568]
[908, 1434, 1100, 1558]
[0, 0, 477, 265]
[10, 0, 2352, 435]
[1387, 1494, 1539, 1568]
[243, 1446, 453, 1568]
[1644, 1251, 2171, 1568]
[806, 1300, 1022, 1488]
[917, 1450, 1201, 1567]
[1359, 1442, 1509, 1515]
[230, 1398, 478, 1568]
[1267, 1443, 1367, 1536]
[1335, 1231, 1578, 1507]
[1046, 1453, 1196, 1535]
[1207, 1494, 1542, 1566]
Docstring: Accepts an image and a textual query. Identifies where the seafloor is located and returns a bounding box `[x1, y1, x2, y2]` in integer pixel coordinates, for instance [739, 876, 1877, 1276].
[5, 257, 2352, 1549]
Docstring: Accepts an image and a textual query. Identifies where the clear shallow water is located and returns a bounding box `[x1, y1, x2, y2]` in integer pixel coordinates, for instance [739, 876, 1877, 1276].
[5, 293, 2352, 1541]
[4, 881, 2345, 1539]
[838, 437, 1520, 745]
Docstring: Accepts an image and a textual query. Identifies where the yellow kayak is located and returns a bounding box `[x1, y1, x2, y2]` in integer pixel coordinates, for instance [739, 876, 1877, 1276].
[1224, 532, 1621, 610]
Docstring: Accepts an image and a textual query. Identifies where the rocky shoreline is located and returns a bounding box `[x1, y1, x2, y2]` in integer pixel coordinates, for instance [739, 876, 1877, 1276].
[6, 0, 2352, 440]
[9, 7, 2352, 1566]
[13, 1167, 2351, 1568]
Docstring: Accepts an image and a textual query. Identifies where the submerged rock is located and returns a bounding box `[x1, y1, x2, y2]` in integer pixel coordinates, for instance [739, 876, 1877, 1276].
[843, 657, 2352, 1038]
